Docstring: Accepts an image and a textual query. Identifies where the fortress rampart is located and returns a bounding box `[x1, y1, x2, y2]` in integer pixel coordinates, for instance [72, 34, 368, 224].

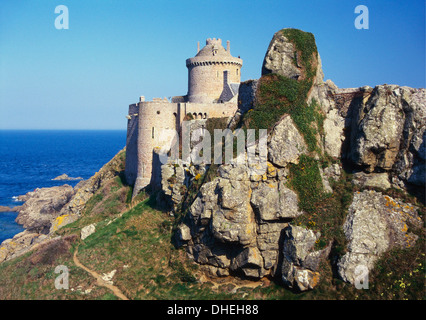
[125, 38, 242, 195]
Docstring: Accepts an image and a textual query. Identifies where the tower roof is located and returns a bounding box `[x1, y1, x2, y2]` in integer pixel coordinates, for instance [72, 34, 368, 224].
[186, 38, 242, 68]
[195, 38, 232, 58]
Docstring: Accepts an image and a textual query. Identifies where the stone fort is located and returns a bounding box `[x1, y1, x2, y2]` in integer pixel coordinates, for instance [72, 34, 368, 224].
[125, 38, 243, 195]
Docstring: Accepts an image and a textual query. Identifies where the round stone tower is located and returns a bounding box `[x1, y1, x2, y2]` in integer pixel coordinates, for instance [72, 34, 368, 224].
[186, 38, 243, 103]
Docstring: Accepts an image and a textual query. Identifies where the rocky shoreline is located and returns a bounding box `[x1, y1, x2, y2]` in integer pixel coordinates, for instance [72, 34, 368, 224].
[0, 148, 126, 264]
[0, 206, 20, 213]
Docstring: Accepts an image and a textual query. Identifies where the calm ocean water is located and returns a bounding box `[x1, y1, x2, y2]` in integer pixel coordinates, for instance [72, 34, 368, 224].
[0, 130, 126, 244]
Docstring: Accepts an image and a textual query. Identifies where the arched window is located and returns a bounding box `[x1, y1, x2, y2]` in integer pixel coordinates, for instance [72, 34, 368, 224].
[198, 113, 203, 119]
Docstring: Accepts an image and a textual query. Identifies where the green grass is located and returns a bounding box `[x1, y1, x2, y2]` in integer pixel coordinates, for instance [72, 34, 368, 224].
[242, 76, 323, 153]
[280, 28, 318, 80]
[288, 155, 325, 213]
[289, 158, 354, 255]
[1, 162, 423, 300]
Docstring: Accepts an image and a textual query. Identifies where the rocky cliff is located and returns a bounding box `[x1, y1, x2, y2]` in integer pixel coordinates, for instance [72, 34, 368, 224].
[0, 28, 424, 298]
[159, 28, 425, 291]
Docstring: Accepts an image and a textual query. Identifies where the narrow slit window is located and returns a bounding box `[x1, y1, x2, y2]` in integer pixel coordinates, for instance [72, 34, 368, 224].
[152, 127, 154, 139]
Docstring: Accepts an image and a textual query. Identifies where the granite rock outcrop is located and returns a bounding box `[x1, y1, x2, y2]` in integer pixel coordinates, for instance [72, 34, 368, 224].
[159, 28, 425, 292]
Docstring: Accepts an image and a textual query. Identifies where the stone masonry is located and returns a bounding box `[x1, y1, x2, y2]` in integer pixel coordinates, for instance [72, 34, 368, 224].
[125, 39, 243, 195]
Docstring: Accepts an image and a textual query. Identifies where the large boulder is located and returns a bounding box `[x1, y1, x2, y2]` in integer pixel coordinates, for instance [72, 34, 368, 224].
[337, 190, 422, 284]
[81, 223, 96, 240]
[281, 225, 329, 291]
[351, 172, 391, 190]
[212, 177, 255, 245]
[262, 29, 304, 80]
[251, 180, 302, 220]
[349, 86, 425, 186]
[52, 174, 83, 181]
[230, 247, 265, 278]
[185, 164, 261, 277]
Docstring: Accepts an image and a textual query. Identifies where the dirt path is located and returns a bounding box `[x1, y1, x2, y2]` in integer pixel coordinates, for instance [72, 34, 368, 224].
[73, 246, 129, 300]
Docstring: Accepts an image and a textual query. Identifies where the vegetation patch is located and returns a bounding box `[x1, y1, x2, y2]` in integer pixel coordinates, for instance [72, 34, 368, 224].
[239, 29, 322, 153]
[289, 158, 353, 254]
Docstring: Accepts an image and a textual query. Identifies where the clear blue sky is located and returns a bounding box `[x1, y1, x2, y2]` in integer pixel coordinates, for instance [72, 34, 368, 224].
[0, 0, 424, 130]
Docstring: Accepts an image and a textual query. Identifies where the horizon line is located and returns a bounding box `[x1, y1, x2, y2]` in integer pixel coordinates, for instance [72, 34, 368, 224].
[0, 128, 127, 131]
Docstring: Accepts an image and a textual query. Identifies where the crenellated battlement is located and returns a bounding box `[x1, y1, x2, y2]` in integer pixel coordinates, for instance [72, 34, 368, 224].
[186, 59, 242, 68]
[206, 38, 222, 45]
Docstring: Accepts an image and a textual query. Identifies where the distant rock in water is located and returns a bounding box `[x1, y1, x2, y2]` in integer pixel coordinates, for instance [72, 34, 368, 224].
[52, 174, 83, 181]
[0, 206, 20, 213]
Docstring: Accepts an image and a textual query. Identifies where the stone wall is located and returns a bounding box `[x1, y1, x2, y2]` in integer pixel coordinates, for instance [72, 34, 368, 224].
[125, 99, 238, 195]
[187, 62, 241, 103]
[125, 37, 242, 195]
[237, 79, 258, 113]
[124, 103, 139, 186]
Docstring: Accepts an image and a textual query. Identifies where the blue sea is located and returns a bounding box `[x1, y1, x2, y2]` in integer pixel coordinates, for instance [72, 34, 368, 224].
[0, 130, 126, 244]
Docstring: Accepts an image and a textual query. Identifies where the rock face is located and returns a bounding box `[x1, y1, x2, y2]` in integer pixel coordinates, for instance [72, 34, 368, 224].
[167, 28, 326, 287]
[350, 86, 408, 171]
[56, 148, 126, 220]
[351, 172, 391, 190]
[251, 180, 302, 220]
[268, 115, 307, 167]
[281, 225, 330, 291]
[262, 30, 302, 80]
[182, 163, 266, 278]
[322, 106, 345, 158]
[187, 165, 257, 248]
[310, 72, 425, 191]
[348, 86, 425, 187]
[162, 27, 425, 293]
[337, 190, 422, 284]
[0, 231, 48, 263]
[237, 80, 259, 114]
